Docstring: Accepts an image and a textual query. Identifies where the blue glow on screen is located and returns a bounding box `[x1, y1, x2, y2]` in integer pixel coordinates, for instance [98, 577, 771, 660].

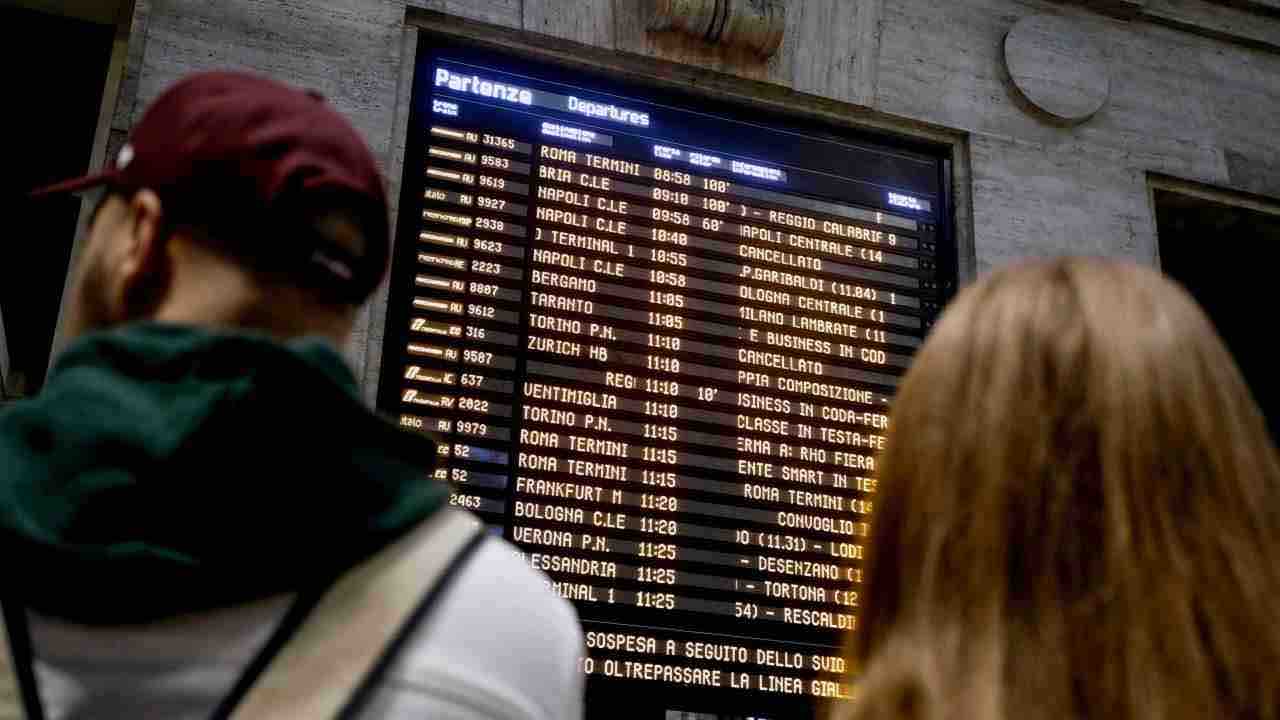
[465, 446, 508, 466]
[653, 144, 784, 182]
[543, 122, 600, 143]
[690, 152, 722, 169]
[888, 192, 925, 211]
[653, 145, 682, 160]
[731, 160, 784, 182]
[567, 96, 651, 128]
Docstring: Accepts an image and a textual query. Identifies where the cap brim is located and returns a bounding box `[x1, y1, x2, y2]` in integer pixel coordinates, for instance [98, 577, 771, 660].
[29, 171, 117, 199]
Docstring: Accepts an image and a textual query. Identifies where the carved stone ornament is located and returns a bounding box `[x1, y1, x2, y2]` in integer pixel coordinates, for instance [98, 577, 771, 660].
[649, 0, 787, 57]
[1004, 14, 1111, 125]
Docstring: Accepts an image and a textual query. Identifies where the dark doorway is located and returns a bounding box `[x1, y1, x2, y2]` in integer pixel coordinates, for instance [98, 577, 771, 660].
[1155, 188, 1280, 442]
[2, 4, 116, 396]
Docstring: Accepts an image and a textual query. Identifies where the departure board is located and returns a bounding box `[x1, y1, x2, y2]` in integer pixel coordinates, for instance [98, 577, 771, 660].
[379, 34, 956, 720]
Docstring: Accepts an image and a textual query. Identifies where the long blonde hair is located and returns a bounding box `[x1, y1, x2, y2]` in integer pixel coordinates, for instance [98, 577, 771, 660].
[836, 259, 1280, 720]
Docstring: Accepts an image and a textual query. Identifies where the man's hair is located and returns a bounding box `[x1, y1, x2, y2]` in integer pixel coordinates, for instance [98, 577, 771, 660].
[837, 259, 1280, 720]
[91, 187, 373, 309]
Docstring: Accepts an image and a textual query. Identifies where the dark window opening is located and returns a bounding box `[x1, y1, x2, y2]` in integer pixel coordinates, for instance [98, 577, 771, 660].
[1156, 188, 1280, 442]
[3, 5, 115, 397]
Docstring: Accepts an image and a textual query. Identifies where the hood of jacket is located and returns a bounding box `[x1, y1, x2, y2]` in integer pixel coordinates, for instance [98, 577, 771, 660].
[0, 323, 444, 624]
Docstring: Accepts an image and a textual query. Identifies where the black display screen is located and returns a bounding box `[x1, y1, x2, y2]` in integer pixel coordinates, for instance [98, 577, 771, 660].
[380, 32, 957, 719]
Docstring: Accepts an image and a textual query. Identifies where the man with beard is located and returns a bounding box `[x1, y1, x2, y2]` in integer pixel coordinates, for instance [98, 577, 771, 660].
[2, 71, 583, 720]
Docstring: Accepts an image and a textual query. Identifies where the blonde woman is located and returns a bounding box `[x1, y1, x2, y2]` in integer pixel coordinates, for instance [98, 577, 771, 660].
[836, 259, 1280, 720]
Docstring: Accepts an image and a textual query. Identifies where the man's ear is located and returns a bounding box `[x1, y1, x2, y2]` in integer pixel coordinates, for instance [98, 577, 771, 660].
[117, 189, 170, 317]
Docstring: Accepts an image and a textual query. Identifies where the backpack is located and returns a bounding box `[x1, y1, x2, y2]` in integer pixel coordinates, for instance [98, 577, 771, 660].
[2, 508, 484, 720]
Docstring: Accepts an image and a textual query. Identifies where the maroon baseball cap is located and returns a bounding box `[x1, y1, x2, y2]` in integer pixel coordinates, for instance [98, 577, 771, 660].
[34, 70, 390, 302]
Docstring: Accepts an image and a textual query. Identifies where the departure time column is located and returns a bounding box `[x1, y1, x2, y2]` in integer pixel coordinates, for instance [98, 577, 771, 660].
[640, 176, 689, 522]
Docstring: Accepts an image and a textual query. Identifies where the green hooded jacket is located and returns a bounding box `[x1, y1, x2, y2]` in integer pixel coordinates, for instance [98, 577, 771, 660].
[0, 323, 444, 624]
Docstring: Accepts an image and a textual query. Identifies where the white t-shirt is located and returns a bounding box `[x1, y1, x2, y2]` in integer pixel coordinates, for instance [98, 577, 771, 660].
[24, 535, 585, 720]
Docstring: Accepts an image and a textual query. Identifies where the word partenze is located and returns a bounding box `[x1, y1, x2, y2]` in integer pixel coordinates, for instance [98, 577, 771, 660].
[435, 68, 534, 106]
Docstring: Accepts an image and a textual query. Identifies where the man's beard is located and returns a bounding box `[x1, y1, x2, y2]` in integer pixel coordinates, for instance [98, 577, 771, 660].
[64, 250, 117, 339]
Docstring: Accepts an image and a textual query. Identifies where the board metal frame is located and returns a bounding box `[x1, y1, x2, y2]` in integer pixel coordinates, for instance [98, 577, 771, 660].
[367, 11, 974, 719]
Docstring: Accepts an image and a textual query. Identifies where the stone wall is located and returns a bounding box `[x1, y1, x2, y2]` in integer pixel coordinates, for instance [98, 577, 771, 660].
[103, 0, 1280, 398]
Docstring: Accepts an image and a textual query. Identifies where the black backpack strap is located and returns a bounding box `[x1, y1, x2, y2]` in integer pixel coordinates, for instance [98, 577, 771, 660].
[206, 585, 329, 720]
[2, 597, 46, 720]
